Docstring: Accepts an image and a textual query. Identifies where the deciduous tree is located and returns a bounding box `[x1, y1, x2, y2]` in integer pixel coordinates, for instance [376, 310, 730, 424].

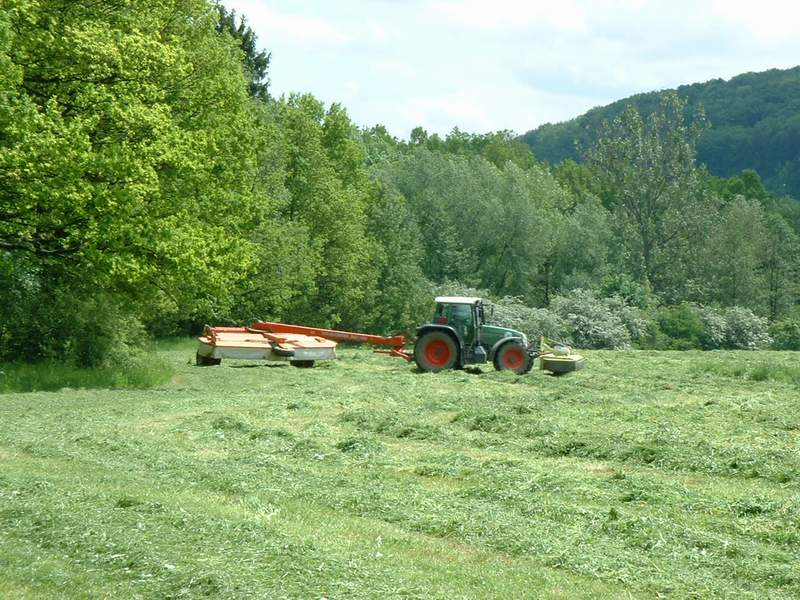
[0, 0, 268, 333]
[587, 93, 708, 296]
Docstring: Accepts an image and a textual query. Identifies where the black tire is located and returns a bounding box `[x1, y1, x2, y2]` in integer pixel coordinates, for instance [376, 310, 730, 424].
[290, 360, 315, 368]
[196, 352, 221, 366]
[414, 331, 458, 372]
[493, 341, 532, 374]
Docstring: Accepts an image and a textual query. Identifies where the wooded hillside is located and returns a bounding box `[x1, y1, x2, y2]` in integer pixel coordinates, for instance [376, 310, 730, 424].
[520, 66, 800, 198]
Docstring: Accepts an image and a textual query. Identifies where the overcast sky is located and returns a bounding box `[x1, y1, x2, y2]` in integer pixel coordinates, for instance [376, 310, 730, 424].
[225, 0, 800, 138]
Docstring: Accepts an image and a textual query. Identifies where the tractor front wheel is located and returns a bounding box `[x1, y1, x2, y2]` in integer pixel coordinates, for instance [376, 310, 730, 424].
[494, 341, 532, 374]
[415, 331, 458, 372]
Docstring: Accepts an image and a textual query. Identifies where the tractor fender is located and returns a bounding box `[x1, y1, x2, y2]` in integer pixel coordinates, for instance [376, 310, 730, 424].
[488, 336, 525, 361]
[415, 325, 463, 366]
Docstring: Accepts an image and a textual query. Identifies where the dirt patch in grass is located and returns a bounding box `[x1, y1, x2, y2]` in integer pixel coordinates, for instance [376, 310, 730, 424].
[0, 447, 19, 461]
[194, 447, 229, 459]
[582, 461, 615, 475]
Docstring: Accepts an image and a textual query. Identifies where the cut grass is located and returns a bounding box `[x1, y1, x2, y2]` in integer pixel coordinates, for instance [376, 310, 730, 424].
[0, 343, 798, 598]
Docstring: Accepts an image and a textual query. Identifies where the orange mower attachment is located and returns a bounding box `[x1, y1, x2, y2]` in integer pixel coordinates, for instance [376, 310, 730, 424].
[196, 325, 337, 368]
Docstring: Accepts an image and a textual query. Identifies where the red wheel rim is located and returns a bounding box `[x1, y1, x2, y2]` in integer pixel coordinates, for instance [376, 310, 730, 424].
[424, 339, 451, 367]
[502, 347, 525, 369]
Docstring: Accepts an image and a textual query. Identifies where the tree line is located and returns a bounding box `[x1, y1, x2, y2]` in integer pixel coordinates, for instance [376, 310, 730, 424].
[1, 0, 799, 367]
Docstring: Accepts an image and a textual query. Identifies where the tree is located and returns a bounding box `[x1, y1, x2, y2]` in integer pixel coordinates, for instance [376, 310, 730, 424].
[705, 169, 774, 203]
[432, 129, 540, 171]
[278, 94, 380, 328]
[699, 197, 767, 310]
[476, 161, 563, 304]
[365, 186, 431, 333]
[762, 213, 800, 320]
[544, 197, 612, 301]
[553, 160, 599, 206]
[409, 126, 429, 145]
[587, 93, 709, 297]
[373, 143, 583, 306]
[360, 125, 403, 167]
[372, 148, 478, 285]
[216, 4, 271, 101]
[0, 0, 268, 352]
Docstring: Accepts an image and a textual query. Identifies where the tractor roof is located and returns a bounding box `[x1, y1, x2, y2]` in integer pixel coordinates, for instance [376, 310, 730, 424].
[435, 296, 482, 305]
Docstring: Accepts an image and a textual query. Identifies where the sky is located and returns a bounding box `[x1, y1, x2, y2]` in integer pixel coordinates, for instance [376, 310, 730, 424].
[225, 0, 800, 139]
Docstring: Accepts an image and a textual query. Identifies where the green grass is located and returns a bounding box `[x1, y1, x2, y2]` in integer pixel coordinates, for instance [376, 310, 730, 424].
[694, 358, 800, 386]
[0, 357, 173, 393]
[1, 342, 798, 598]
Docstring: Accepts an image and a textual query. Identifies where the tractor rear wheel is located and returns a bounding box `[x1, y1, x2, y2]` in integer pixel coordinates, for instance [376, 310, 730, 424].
[415, 331, 458, 372]
[494, 341, 532, 374]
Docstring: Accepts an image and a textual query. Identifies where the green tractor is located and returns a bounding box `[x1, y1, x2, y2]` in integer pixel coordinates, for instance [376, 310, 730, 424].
[413, 296, 584, 375]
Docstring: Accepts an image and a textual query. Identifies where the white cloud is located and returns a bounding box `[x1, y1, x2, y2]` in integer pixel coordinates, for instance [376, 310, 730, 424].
[710, 0, 800, 40]
[430, 0, 588, 33]
[225, 1, 351, 45]
[369, 58, 418, 81]
[229, 1, 800, 137]
[366, 18, 388, 42]
[396, 85, 598, 136]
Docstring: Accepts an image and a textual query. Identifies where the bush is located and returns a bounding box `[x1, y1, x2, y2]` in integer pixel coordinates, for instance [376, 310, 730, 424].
[637, 320, 674, 350]
[695, 305, 727, 350]
[723, 307, 772, 350]
[770, 319, 800, 350]
[600, 273, 655, 309]
[68, 294, 148, 368]
[550, 289, 643, 349]
[655, 303, 704, 349]
[605, 295, 649, 343]
[491, 297, 567, 340]
[0, 271, 147, 367]
[641, 304, 771, 351]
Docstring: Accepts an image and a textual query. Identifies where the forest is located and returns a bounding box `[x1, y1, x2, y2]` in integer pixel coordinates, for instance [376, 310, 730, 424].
[521, 66, 800, 198]
[2, 0, 800, 372]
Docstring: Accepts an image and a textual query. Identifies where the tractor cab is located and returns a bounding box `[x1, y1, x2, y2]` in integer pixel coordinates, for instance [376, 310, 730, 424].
[414, 296, 533, 374]
[432, 297, 479, 345]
